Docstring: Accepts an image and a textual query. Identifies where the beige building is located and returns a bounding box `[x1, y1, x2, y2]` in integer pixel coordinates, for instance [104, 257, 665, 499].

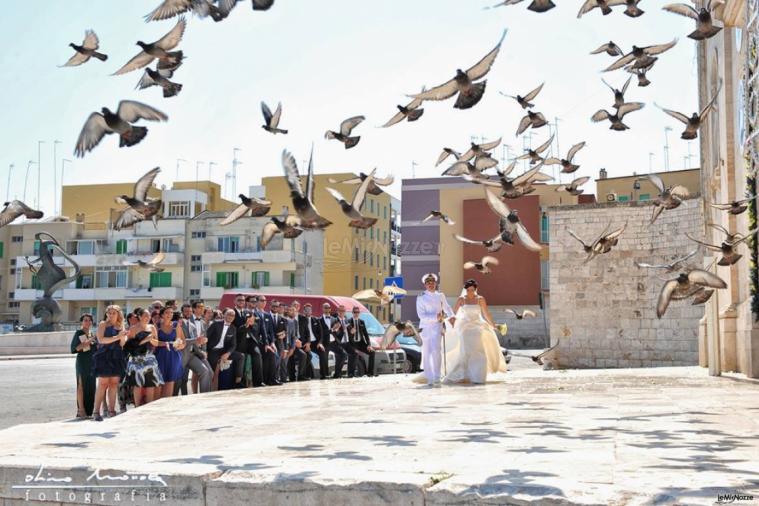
[697, 0, 758, 378]
[595, 168, 701, 204]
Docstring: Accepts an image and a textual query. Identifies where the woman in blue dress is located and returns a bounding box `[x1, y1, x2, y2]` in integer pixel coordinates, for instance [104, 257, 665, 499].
[153, 306, 185, 399]
[92, 305, 127, 421]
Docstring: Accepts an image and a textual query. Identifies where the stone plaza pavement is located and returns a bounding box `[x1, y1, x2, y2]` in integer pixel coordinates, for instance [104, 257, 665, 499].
[0, 367, 758, 505]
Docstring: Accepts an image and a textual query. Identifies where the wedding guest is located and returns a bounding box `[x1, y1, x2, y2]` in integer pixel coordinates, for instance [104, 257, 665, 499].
[285, 304, 308, 381]
[320, 303, 347, 378]
[191, 301, 211, 394]
[70, 313, 97, 419]
[175, 303, 212, 396]
[298, 303, 323, 379]
[349, 307, 377, 377]
[255, 295, 279, 385]
[206, 309, 244, 389]
[203, 307, 215, 327]
[334, 305, 358, 377]
[124, 308, 164, 406]
[239, 312, 264, 387]
[153, 306, 185, 399]
[92, 305, 128, 421]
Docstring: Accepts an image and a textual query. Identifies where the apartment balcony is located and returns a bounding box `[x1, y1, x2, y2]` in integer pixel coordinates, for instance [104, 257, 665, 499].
[200, 285, 302, 301]
[15, 286, 183, 302]
[68, 252, 183, 268]
[201, 250, 296, 266]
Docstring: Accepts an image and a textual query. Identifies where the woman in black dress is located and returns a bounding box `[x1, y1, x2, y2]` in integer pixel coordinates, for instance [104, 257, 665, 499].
[124, 308, 164, 406]
[92, 305, 127, 421]
[70, 313, 96, 419]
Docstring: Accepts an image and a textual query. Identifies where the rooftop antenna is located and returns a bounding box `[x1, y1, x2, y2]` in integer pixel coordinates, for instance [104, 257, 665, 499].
[6, 164, 14, 202]
[411, 160, 418, 179]
[232, 148, 242, 196]
[208, 161, 218, 182]
[664, 126, 673, 172]
[649, 152, 655, 173]
[176, 158, 187, 180]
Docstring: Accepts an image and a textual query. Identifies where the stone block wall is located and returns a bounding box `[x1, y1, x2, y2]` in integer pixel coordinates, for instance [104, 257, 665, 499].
[548, 198, 705, 368]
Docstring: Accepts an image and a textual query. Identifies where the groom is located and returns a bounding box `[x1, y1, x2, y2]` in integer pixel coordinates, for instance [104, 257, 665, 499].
[416, 273, 455, 387]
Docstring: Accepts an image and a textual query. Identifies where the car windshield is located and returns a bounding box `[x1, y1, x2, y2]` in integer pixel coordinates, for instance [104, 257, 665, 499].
[359, 312, 385, 335]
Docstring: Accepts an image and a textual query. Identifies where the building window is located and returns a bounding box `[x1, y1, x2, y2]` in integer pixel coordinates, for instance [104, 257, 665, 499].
[354, 275, 359, 290]
[8, 292, 14, 300]
[289, 272, 296, 288]
[31, 274, 41, 290]
[168, 201, 191, 218]
[384, 206, 387, 219]
[370, 228, 374, 240]
[217, 236, 239, 253]
[189, 289, 200, 297]
[8, 302, 19, 309]
[617, 195, 630, 202]
[370, 254, 373, 267]
[150, 272, 172, 288]
[80, 306, 97, 320]
[0, 241, 4, 258]
[191, 231, 206, 239]
[638, 193, 650, 201]
[77, 274, 93, 289]
[540, 260, 549, 291]
[354, 247, 359, 261]
[11, 236, 22, 243]
[191, 255, 202, 272]
[252, 271, 270, 288]
[383, 231, 387, 243]
[363, 251, 367, 264]
[540, 213, 549, 243]
[383, 256, 387, 270]
[95, 266, 128, 288]
[370, 200, 374, 214]
[150, 239, 161, 253]
[370, 278, 374, 288]
[216, 272, 239, 289]
[116, 239, 127, 255]
[363, 278, 366, 289]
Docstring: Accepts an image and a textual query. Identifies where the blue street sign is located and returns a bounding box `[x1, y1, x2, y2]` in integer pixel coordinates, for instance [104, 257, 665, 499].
[385, 276, 404, 300]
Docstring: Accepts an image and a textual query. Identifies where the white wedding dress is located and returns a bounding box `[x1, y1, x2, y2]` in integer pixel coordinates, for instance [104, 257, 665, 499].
[443, 300, 508, 384]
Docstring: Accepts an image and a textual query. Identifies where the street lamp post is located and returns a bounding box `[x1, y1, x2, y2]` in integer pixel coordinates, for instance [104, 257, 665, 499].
[664, 127, 673, 172]
[232, 148, 242, 198]
[37, 140, 45, 210]
[53, 140, 61, 215]
[195, 161, 205, 191]
[6, 164, 13, 202]
[23, 161, 36, 202]
[176, 158, 187, 180]
[208, 162, 218, 182]
[61, 159, 72, 215]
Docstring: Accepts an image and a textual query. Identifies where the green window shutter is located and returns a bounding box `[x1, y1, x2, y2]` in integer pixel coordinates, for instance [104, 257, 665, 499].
[150, 272, 160, 288]
[216, 272, 226, 288]
[263, 272, 270, 286]
[161, 272, 172, 287]
[34, 240, 40, 255]
[289, 272, 296, 288]
[231, 272, 239, 288]
[0, 241, 4, 258]
[116, 240, 127, 254]
[31, 274, 40, 290]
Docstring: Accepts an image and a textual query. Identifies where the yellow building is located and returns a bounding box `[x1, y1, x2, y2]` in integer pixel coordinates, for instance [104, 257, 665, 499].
[260, 173, 395, 322]
[595, 168, 701, 203]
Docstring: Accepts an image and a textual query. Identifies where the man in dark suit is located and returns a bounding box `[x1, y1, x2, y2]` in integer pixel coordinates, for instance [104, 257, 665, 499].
[348, 307, 376, 377]
[270, 300, 289, 383]
[206, 309, 245, 388]
[232, 294, 249, 344]
[237, 312, 264, 387]
[333, 305, 358, 377]
[298, 303, 326, 379]
[320, 303, 347, 378]
[254, 295, 280, 385]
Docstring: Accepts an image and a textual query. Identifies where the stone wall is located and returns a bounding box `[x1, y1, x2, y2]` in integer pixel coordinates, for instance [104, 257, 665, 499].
[548, 198, 705, 368]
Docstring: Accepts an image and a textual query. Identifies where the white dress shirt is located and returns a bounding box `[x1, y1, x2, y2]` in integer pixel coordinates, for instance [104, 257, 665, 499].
[307, 317, 316, 342]
[214, 324, 229, 350]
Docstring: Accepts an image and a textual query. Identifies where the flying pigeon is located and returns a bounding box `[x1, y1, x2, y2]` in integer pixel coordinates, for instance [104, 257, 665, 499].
[556, 176, 591, 196]
[353, 283, 407, 307]
[423, 210, 455, 225]
[635, 249, 699, 272]
[113, 17, 186, 75]
[328, 172, 394, 196]
[567, 222, 627, 263]
[642, 174, 689, 224]
[662, 0, 724, 40]
[409, 29, 507, 110]
[686, 226, 758, 266]
[382, 92, 425, 127]
[484, 188, 543, 252]
[603, 39, 677, 72]
[220, 194, 272, 225]
[123, 252, 166, 272]
[504, 308, 537, 319]
[261, 101, 288, 134]
[615, 0, 645, 17]
[380, 320, 421, 349]
[591, 102, 645, 131]
[0, 201, 43, 229]
[516, 110, 548, 136]
[282, 148, 332, 229]
[488, 0, 556, 12]
[709, 195, 759, 215]
[590, 41, 624, 57]
[61, 30, 107, 67]
[656, 268, 726, 318]
[325, 116, 365, 149]
[543, 141, 586, 174]
[74, 100, 168, 157]
[113, 167, 163, 230]
[577, 0, 618, 17]
[136, 67, 183, 98]
[657, 80, 722, 139]
[516, 135, 554, 165]
[326, 170, 378, 229]
[435, 148, 461, 167]
[464, 255, 499, 274]
[261, 215, 303, 249]
[602, 76, 632, 109]
[500, 82, 544, 109]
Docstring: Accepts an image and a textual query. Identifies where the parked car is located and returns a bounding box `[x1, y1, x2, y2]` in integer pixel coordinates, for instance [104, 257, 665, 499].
[396, 335, 422, 373]
[218, 292, 405, 375]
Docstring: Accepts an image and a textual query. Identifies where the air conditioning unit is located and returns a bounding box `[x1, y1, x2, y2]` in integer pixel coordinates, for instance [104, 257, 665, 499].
[606, 193, 617, 202]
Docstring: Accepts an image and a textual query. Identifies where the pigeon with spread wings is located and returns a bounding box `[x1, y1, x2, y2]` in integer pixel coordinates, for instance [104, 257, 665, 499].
[504, 309, 537, 319]
[484, 188, 543, 252]
[710, 195, 759, 215]
[328, 172, 393, 196]
[591, 41, 624, 57]
[591, 102, 644, 131]
[382, 92, 424, 128]
[435, 148, 461, 167]
[409, 29, 507, 110]
[657, 80, 721, 140]
[488, 0, 556, 12]
[603, 39, 678, 72]
[123, 252, 166, 272]
[282, 149, 332, 229]
[500, 82, 544, 109]
[61, 30, 107, 67]
[113, 17, 186, 75]
[543, 141, 586, 174]
[353, 283, 407, 307]
[220, 194, 272, 226]
[261, 215, 303, 249]
[325, 116, 365, 149]
[577, 0, 618, 17]
[556, 176, 591, 196]
[614, 0, 645, 17]
[261, 101, 287, 134]
[136, 66, 183, 98]
[516, 135, 554, 165]
[114, 167, 163, 231]
[0, 201, 43, 229]
[464, 255, 499, 274]
[74, 100, 168, 158]
[662, 0, 724, 40]
[144, 0, 228, 22]
[657, 268, 726, 318]
[516, 110, 549, 136]
[641, 174, 690, 224]
[326, 170, 378, 229]
[423, 210, 455, 225]
[686, 226, 758, 266]
[380, 321, 421, 349]
[635, 249, 699, 272]
[602, 76, 632, 109]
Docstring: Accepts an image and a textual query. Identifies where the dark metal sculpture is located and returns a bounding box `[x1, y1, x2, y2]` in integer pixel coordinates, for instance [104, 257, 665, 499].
[24, 232, 80, 332]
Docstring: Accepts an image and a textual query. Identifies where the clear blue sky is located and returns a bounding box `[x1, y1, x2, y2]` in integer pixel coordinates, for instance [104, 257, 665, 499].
[0, 0, 701, 215]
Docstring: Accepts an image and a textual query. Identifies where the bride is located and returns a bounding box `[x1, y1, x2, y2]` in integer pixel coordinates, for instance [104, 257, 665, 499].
[443, 279, 507, 384]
